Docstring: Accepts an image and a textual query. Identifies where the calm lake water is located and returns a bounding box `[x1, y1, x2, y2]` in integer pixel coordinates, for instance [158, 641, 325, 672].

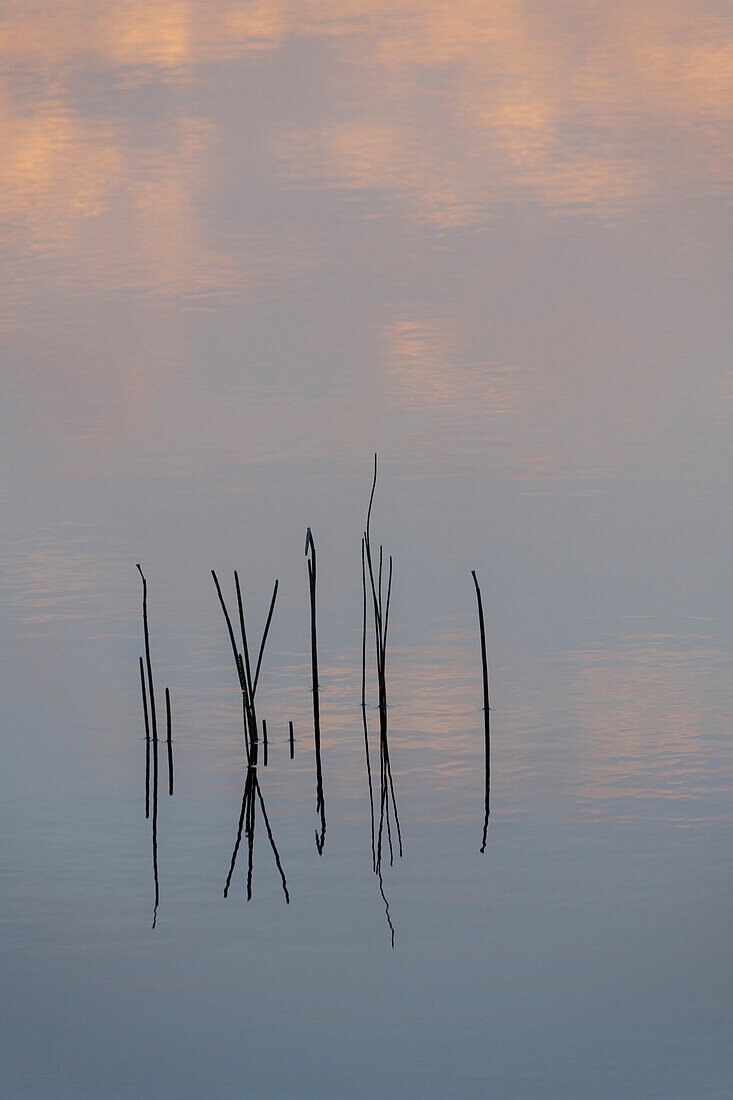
[2, 3, 732, 1096]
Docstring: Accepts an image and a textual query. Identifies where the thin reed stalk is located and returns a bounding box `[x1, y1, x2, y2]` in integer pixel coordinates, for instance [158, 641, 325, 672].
[135, 567, 175, 928]
[471, 570, 491, 851]
[255, 784, 289, 903]
[233, 571, 254, 701]
[305, 528, 326, 854]
[136, 565, 161, 927]
[224, 762, 255, 898]
[252, 580, 278, 697]
[361, 537, 376, 870]
[234, 571, 258, 749]
[140, 656, 150, 819]
[151, 689, 159, 929]
[136, 565, 158, 742]
[165, 687, 173, 797]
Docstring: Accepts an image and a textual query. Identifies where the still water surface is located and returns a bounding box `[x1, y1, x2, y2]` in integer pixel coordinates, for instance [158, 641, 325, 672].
[2, 2, 732, 1096]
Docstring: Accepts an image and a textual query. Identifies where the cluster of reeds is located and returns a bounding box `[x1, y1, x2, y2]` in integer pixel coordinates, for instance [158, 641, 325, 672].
[212, 569, 277, 762]
[137, 565, 174, 929]
[211, 569, 288, 902]
[361, 456, 401, 944]
[135, 461, 493, 930]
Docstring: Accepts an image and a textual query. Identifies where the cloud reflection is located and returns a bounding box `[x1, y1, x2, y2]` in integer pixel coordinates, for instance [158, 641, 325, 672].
[381, 315, 516, 418]
[569, 631, 733, 817]
[2, 0, 729, 268]
[274, 0, 732, 224]
[1, 0, 730, 475]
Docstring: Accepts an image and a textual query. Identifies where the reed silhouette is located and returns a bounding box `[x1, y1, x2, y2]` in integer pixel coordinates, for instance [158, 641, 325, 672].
[139, 657, 150, 819]
[471, 570, 491, 852]
[131, 494, 494, 933]
[361, 456, 401, 946]
[137, 565, 158, 743]
[305, 528, 326, 854]
[211, 569, 288, 902]
[165, 687, 173, 797]
[151, 716, 159, 929]
[361, 539, 376, 870]
[211, 570, 278, 761]
[136, 565, 174, 929]
[223, 734, 289, 903]
[362, 457, 402, 866]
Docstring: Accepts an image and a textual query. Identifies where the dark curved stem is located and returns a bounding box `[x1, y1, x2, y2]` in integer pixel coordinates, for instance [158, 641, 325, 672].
[137, 566, 158, 742]
[165, 687, 173, 797]
[306, 528, 326, 853]
[234, 572, 258, 747]
[151, 704, 159, 929]
[140, 656, 150, 819]
[361, 540, 376, 869]
[255, 783, 289, 903]
[212, 571, 243, 688]
[233, 572, 255, 702]
[224, 765, 253, 898]
[252, 580, 279, 697]
[471, 570, 491, 850]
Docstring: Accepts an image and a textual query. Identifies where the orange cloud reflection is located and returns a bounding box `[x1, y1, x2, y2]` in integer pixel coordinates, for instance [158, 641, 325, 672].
[570, 632, 732, 818]
[382, 315, 517, 417]
[273, 0, 731, 223]
[1, 0, 730, 468]
[1, 0, 728, 254]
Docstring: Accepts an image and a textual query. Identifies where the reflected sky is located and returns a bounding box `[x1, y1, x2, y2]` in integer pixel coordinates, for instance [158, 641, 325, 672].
[2, 0, 731, 484]
[4, 2, 730, 237]
[2, 3, 733, 1097]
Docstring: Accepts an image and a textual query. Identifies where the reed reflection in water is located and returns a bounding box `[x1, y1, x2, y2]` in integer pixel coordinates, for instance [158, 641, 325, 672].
[224, 733, 290, 904]
[211, 568, 289, 902]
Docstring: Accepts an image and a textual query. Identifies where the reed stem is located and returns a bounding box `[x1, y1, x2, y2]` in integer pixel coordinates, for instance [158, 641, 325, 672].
[165, 686, 173, 797]
[305, 527, 326, 853]
[471, 570, 491, 850]
[140, 656, 150, 819]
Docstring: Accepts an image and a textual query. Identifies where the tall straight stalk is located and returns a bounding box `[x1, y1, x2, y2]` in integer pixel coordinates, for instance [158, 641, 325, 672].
[151, 689, 159, 929]
[305, 528, 326, 853]
[234, 571, 257, 747]
[361, 537, 376, 869]
[471, 570, 491, 850]
[140, 656, 150, 819]
[136, 565, 158, 743]
[165, 687, 173, 797]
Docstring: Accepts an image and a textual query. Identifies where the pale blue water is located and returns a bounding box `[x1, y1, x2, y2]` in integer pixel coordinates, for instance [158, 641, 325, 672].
[2, 2, 732, 1095]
